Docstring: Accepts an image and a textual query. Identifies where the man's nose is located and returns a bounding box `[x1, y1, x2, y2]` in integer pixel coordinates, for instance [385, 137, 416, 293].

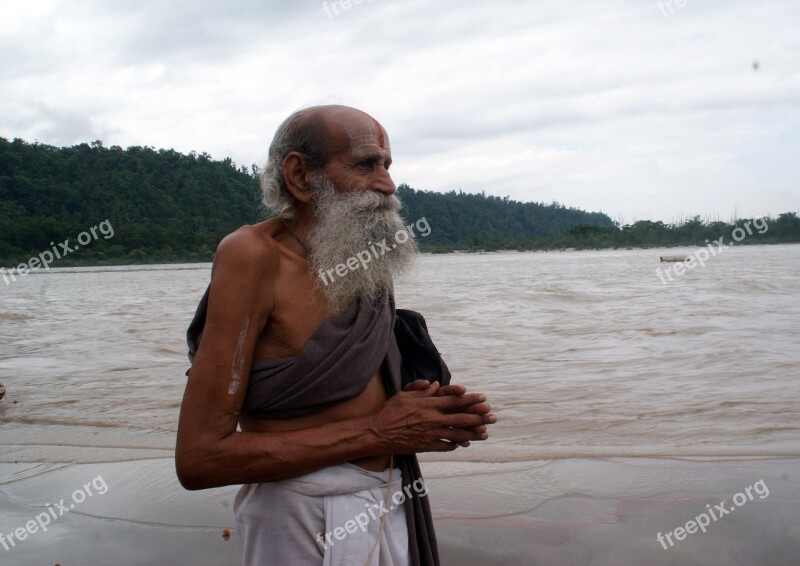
[371, 168, 396, 196]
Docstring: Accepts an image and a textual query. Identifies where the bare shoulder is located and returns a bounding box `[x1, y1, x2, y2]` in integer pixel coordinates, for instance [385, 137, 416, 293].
[205, 221, 285, 321]
[213, 220, 282, 280]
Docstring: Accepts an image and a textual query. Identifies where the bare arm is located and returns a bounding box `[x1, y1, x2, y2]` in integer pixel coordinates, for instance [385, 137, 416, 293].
[175, 229, 494, 490]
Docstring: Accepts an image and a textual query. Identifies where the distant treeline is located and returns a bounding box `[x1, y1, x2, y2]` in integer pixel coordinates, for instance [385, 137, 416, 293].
[1, 137, 798, 267]
[1, 138, 262, 265]
[398, 190, 800, 252]
[522, 215, 800, 252]
[394, 184, 615, 251]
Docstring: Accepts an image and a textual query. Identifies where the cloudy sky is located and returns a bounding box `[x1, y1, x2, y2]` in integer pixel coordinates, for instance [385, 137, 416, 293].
[1, 0, 798, 223]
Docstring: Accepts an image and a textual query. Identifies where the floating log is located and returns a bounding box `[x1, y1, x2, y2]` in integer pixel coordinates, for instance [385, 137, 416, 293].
[660, 255, 690, 262]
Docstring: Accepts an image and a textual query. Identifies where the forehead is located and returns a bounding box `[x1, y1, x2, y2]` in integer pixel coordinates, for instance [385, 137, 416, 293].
[323, 110, 391, 157]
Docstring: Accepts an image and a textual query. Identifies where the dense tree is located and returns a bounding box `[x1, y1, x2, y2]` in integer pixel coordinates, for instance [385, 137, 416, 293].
[396, 184, 613, 251]
[0, 138, 262, 265]
[1, 137, 797, 266]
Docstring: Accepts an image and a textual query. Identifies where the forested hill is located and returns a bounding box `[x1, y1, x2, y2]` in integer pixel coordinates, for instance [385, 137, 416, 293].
[0, 138, 261, 264]
[0, 138, 613, 265]
[395, 185, 611, 249]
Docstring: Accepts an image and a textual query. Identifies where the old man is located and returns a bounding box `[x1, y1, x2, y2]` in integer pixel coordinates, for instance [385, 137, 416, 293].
[176, 105, 496, 565]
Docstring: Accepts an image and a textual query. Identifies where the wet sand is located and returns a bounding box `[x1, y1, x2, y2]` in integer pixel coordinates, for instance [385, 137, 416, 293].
[428, 458, 800, 565]
[2, 431, 799, 565]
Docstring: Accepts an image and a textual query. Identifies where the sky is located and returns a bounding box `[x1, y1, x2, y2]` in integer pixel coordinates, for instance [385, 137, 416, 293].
[1, 0, 798, 224]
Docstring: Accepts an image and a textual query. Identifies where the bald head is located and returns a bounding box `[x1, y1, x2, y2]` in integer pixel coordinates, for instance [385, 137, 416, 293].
[260, 105, 390, 219]
[316, 105, 388, 153]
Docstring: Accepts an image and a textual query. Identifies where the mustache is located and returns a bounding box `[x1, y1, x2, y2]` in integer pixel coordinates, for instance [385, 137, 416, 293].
[314, 187, 401, 213]
[348, 191, 401, 212]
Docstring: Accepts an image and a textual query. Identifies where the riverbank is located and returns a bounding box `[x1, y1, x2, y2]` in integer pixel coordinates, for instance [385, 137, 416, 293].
[2, 449, 798, 565]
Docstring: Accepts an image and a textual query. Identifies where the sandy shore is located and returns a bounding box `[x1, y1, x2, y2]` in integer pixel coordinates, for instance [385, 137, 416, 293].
[427, 458, 800, 565]
[0, 459, 242, 565]
[2, 442, 799, 565]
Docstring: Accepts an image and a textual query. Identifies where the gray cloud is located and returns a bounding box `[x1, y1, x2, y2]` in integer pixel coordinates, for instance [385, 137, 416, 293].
[1, 0, 798, 222]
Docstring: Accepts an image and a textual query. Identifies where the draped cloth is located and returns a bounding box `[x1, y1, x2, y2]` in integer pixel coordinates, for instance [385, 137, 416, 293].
[233, 461, 409, 566]
[186, 285, 441, 566]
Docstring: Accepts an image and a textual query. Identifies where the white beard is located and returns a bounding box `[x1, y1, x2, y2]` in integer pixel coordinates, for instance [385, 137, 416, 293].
[306, 174, 418, 312]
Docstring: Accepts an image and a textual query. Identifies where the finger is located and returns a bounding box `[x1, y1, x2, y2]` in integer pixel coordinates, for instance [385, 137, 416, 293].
[443, 402, 493, 416]
[403, 379, 431, 392]
[434, 392, 487, 410]
[435, 384, 466, 397]
[403, 381, 441, 398]
[439, 413, 495, 429]
[435, 426, 490, 443]
[463, 425, 488, 434]
[426, 440, 459, 452]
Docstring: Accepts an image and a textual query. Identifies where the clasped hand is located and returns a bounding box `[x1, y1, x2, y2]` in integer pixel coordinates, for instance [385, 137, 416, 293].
[369, 379, 496, 453]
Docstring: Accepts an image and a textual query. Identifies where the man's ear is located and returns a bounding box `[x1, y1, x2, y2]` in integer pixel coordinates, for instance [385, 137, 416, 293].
[282, 151, 314, 204]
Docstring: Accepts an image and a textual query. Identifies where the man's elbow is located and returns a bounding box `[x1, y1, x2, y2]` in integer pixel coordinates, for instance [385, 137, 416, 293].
[175, 444, 217, 490]
[176, 453, 204, 490]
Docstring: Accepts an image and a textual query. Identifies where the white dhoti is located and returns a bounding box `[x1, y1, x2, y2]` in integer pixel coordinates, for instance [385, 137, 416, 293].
[233, 462, 410, 566]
